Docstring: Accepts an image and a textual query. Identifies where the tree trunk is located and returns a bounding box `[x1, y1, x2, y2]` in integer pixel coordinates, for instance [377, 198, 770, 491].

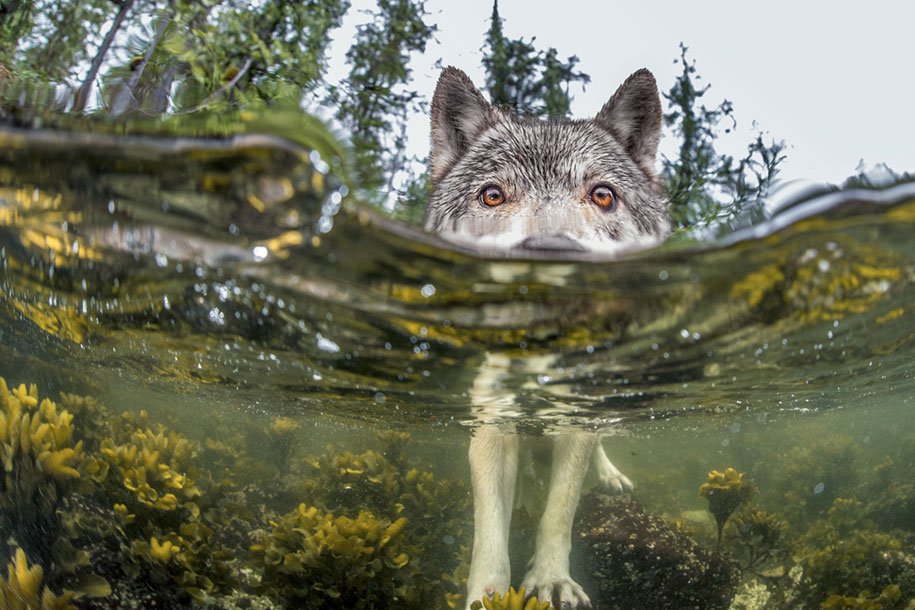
[72, 0, 137, 112]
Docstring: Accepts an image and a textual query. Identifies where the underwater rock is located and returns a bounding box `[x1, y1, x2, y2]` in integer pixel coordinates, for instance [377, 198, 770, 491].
[573, 492, 740, 610]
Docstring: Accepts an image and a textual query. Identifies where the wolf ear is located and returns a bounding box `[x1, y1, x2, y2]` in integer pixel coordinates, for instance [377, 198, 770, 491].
[430, 67, 495, 183]
[595, 69, 662, 167]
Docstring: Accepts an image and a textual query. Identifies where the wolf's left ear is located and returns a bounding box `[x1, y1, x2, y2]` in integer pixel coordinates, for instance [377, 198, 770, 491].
[595, 69, 662, 167]
[429, 67, 495, 182]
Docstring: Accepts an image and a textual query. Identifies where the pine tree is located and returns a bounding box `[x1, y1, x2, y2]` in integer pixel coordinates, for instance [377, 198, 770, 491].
[481, 0, 589, 118]
[331, 0, 436, 199]
[662, 44, 786, 234]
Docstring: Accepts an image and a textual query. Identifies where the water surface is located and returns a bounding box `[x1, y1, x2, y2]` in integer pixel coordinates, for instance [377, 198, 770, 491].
[1, 126, 913, 609]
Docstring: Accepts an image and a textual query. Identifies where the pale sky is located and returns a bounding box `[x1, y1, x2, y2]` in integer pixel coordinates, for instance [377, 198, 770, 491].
[325, 0, 915, 188]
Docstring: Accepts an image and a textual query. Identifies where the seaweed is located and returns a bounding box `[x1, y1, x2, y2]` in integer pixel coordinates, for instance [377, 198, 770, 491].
[699, 467, 756, 549]
[0, 548, 76, 610]
[729, 508, 790, 575]
[0, 379, 83, 555]
[250, 502, 419, 609]
[468, 587, 553, 610]
[294, 431, 471, 606]
[772, 436, 861, 526]
[0, 379, 107, 600]
[820, 585, 903, 610]
[0, 376, 240, 608]
[792, 528, 915, 609]
[78, 410, 237, 604]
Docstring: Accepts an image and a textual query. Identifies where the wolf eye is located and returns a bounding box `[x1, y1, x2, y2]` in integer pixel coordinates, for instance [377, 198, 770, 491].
[589, 184, 616, 210]
[479, 185, 506, 207]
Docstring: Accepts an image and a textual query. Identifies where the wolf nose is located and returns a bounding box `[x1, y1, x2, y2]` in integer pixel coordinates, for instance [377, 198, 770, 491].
[517, 234, 586, 252]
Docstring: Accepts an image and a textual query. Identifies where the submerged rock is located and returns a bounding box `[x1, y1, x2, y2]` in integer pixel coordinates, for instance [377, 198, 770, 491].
[573, 492, 740, 610]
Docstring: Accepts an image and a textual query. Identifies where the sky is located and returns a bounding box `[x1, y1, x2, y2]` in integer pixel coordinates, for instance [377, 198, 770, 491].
[325, 0, 915, 189]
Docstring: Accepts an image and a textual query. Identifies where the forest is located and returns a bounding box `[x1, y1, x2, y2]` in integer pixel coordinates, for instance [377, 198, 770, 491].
[0, 0, 785, 232]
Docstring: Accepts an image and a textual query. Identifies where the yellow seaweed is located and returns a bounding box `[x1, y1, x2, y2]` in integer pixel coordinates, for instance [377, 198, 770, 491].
[0, 548, 76, 610]
[469, 587, 554, 610]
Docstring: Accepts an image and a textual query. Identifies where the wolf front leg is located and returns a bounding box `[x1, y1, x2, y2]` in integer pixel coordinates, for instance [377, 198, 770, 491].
[522, 431, 596, 609]
[465, 428, 519, 609]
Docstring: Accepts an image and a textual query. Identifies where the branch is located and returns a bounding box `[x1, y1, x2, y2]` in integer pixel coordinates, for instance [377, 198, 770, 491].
[196, 56, 253, 108]
[110, 8, 173, 116]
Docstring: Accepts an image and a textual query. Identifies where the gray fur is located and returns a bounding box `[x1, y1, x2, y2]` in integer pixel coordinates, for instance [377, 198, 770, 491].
[425, 67, 670, 255]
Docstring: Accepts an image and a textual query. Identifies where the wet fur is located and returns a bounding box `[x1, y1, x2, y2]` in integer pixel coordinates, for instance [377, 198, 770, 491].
[424, 67, 669, 609]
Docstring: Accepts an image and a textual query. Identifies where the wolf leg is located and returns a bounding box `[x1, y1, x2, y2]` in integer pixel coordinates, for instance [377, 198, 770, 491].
[593, 441, 633, 493]
[465, 428, 519, 609]
[522, 431, 596, 609]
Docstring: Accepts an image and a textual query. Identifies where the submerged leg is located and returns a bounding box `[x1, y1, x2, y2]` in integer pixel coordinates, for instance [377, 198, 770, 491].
[522, 431, 597, 609]
[593, 440, 633, 493]
[465, 428, 519, 609]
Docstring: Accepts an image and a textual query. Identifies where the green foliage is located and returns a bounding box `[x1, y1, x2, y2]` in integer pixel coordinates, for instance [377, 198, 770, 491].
[15, 0, 116, 85]
[662, 43, 786, 235]
[330, 0, 436, 198]
[0, 0, 33, 63]
[482, 0, 589, 118]
[0, 0, 790, 232]
[166, 0, 351, 110]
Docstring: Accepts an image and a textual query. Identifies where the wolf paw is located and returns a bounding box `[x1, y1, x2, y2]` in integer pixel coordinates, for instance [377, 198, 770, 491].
[593, 449, 633, 493]
[520, 570, 591, 609]
[465, 562, 510, 610]
[597, 467, 633, 493]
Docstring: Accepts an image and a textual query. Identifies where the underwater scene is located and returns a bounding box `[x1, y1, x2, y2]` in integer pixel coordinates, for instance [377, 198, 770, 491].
[0, 121, 913, 610]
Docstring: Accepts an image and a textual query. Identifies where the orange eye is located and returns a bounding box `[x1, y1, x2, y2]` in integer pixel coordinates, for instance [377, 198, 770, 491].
[589, 184, 616, 210]
[479, 185, 506, 207]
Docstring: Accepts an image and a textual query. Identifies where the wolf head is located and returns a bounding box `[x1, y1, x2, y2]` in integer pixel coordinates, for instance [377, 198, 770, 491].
[424, 67, 670, 255]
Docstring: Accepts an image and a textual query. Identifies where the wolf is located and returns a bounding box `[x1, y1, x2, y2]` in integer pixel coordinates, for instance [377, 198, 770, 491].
[424, 67, 670, 609]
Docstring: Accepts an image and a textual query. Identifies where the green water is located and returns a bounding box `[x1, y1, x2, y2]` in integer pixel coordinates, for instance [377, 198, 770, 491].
[0, 126, 913, 609]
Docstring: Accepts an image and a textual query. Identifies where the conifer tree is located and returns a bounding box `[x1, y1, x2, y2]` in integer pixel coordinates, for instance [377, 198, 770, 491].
[481, 0, 589, 118]
[331, 0, 436, 198]
[662, 44, 786, 233]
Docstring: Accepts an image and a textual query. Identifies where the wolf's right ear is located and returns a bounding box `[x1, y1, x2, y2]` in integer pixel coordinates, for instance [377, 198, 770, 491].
[430, 67, 494, 183]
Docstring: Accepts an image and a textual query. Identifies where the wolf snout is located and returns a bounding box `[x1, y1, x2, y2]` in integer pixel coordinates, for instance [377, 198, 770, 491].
[517, 234, 586, 252]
